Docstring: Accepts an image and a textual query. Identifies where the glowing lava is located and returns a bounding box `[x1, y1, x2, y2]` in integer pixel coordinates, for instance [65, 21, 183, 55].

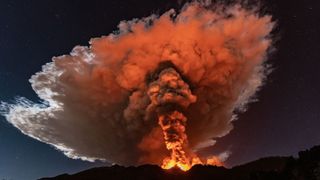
[158, 111, 224, 171]
[158, 111, 190, 171]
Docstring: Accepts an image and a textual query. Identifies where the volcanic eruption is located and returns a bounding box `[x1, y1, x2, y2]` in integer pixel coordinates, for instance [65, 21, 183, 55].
[0, 1, 274, 171]
[147, 67, 196, 170]
[147, 66, 225, 170]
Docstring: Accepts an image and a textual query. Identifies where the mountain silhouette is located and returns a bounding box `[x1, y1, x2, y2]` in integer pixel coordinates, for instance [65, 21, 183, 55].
[40, 145, 320, 180]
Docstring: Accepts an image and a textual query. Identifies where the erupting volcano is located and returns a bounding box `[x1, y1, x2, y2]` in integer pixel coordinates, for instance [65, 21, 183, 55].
[147, 67, 196, 170]
[0, 1, 274, 171]
[147, 67, 224, 171]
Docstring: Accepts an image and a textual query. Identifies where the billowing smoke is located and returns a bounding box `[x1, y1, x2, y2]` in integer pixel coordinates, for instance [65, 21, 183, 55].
[1, 1, 274, 166]
[147, 67, 197, 170]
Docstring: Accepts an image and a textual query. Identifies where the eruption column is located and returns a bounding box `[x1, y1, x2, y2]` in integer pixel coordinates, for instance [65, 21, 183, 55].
[147, 67, 196, 171]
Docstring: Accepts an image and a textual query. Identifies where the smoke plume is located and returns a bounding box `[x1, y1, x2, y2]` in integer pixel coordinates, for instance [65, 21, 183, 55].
[1, 1, 274, 166]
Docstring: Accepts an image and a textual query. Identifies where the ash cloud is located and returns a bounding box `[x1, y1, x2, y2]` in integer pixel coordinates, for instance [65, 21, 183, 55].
[1, 1, 274, 165]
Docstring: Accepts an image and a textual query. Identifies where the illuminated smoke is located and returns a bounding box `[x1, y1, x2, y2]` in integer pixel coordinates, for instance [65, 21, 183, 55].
[0, 1, 274, 167]
[147, 67, 196, 170]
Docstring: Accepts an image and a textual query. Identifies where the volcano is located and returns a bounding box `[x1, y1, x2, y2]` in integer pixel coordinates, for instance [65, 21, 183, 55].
[40, 145, 320, 180]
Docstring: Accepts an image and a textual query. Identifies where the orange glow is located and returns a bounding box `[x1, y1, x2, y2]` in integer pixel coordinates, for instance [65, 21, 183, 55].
[206, 156, 224, 167]
[158, 112, 223, 171]
[161, 158, 191, 171]
[161, 155, 224, 171]
[158, 112, 191, 171]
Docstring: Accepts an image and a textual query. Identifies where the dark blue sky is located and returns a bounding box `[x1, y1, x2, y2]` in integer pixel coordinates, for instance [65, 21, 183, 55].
[0, 0, 319, 179]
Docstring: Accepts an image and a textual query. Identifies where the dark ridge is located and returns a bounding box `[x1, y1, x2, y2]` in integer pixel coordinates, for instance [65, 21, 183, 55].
[39, 145, 320, 180]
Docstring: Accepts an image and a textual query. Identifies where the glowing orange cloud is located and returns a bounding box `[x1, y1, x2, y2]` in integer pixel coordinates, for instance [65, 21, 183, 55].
[1, 1, 274, 169]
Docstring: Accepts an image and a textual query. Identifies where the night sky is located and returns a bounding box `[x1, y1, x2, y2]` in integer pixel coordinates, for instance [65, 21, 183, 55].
[0, 0, 319, 179]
